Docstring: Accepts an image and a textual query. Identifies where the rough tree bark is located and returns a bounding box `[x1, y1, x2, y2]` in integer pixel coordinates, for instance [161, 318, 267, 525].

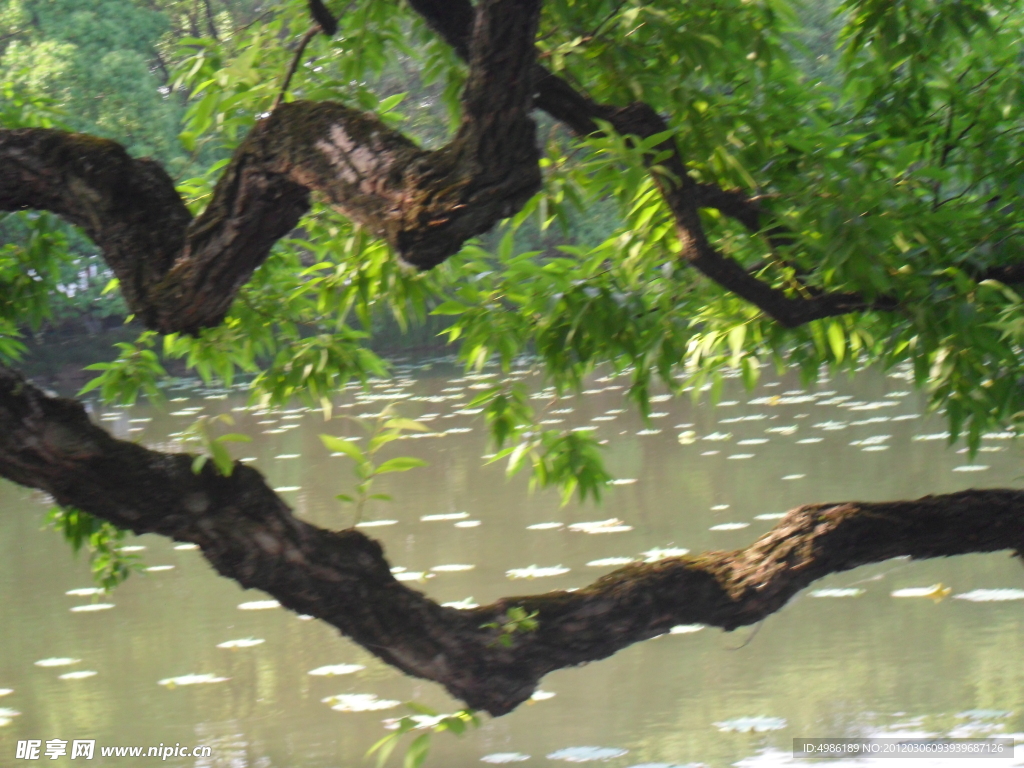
[1, 364, 1022, 715]
[0, 0, 542, 334]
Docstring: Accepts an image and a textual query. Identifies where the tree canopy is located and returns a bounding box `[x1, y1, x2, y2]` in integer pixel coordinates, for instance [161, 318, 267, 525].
[1, 0, 1023, 718]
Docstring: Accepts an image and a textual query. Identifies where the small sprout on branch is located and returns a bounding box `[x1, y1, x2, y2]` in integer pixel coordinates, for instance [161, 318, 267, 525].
[481, 606, 540, 647]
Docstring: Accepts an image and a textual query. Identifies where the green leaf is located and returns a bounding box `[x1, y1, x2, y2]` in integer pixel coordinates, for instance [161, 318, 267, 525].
[320, 434, 364, 461]
[376, 457, 428, 474]
[827, 321, 846, 363]
[404, 733, 431, 768]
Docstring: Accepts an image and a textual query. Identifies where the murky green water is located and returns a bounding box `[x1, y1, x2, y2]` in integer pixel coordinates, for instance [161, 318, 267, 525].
[2, 361, 1023, 767]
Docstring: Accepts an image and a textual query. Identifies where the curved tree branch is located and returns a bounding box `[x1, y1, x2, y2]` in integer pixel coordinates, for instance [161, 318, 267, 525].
[407, 0, 908, 326]
[1, 364, 1021, 716]
[0, 0, 542, 334]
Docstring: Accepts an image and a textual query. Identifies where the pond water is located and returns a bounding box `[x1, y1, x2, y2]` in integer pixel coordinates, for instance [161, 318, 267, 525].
[1, 360, 1023, 767]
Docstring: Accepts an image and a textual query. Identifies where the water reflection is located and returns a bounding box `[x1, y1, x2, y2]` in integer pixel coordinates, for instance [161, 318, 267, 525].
[1, 361, 1023, 766]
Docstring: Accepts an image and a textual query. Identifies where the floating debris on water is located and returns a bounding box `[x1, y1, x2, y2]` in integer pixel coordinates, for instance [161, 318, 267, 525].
[355, 520, 399, 528]
[216, 638, 265, 649]
[322, 693, 400, 712]
[637, 429, 662, 436]
[755, 513, 787, 521]
[0, 707, 21, 726]
[308, 664, 365, 676]
[119, 545, 146, 552]
[70, 604, 114, 612]
[507, 565, 570, 579]
[810, 588, 865, 598]
[709, 522, 749, 531]
[641, 547, 689, 563]
[481, 753, 531, 763]
[669, 624, 705, 634]
[455, 520, 482, 528]
[952, 465, 989, 472]
[431, 564, 476, 572]
[891, 584, 951, 600]
[796, 438, 823, 444]
[713, 716, 787, 733]
[65, 588, 105, 597]
[587, 557, 637, 567]
[711, 504, 730, 511]
[737, 439, 768, 446]
[274, 486, 301, 492]
[174, 543, 199, 551]
[0, 690, 12, 697]
[700, 451, 719, 456]
[527, 522, 564, 530]
[238, 600, 280, 610]
[421, 512, 469, 522]
[146, 565, 175, 572]
[442, 598, 480, 610]
[726, 454, 754, 460]
[274, 454, 300, 459]
[953, 589, 1024, 602]
[394, 571, 431, 582]
[782, 474, 805, 480]
[609, 478, 638, 485]
[58, 670, 97, 680]
[569, 518, 633, 534]
[547, 746, 629, 762]
[35, 658, 80, 667]
[159, 673, 229, 688]
[913, 433, 949, 441]
[677, 431, 697, 444]
[703, 432, 732, 441]
[531, 690, 556, 701]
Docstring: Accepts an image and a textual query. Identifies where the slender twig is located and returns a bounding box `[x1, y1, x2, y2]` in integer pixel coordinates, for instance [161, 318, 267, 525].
[272, 25, 321, 111]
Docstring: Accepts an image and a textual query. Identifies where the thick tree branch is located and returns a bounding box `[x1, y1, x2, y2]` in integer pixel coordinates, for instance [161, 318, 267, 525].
[1, 364, 1021, 716]
[0, 0, 541, 334]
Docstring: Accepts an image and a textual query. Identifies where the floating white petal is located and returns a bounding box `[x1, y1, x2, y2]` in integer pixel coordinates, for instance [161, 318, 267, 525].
[145, 565, 175, 572]
[481, 753, 531, 763]
[531, 690, 556, 701]
[65, 587, 105, 596]
[58, 670, 97, 680]
[569, 519, 633, 534]
[174, 543, 199, 550]
[586, 557, 637, 567]
[274, 486, 301, 492]
[547, 746, 629, 762]
[455, 520, 482, 528]
[709, 523, 749, 531]
[507, 565, 570, 579]
[727, 454, 755, 460]
[668, 624, 705, 634]
[609, 478, 638, 485]
[953, 465, 989, 472]
[421, 512, 469, 522]
[0, 689, 12, 697]
[322, 693, 400, 712]
[35, 658, 81, 667]
[782, 474, 806, 480]
[216, 638, 265, 649]
[238, 600, 280, 610]
[159, 673, 230, 687]
[891, 584, 951, 599]
[308, 664, 365, 676]
[810, 588, 865, 598]
[755, 513, 786, 521]
[430, 564, 476, 572]
[355, 520, 399, 528]
[70, 603, 114, 612]
[953, 589, 1024, 602]
[641, 548, 690, 563]
[527, 522, 563, 530]
[442, 597, 480, 610]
